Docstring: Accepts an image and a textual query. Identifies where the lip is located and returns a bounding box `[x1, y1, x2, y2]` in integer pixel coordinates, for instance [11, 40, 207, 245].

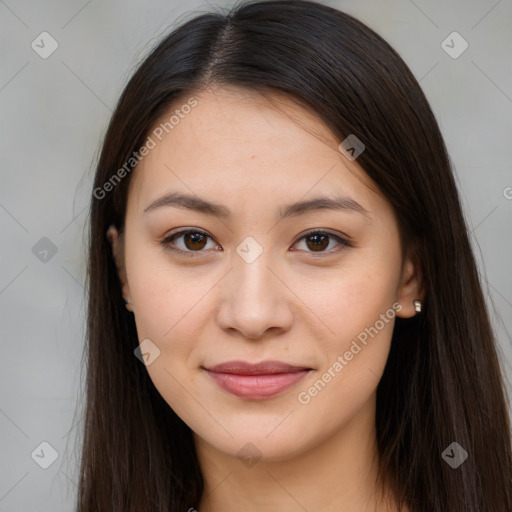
[203, 360, 313, 399]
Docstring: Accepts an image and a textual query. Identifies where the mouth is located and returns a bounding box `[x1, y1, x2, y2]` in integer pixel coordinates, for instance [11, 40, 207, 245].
[202, 360, 313, 399]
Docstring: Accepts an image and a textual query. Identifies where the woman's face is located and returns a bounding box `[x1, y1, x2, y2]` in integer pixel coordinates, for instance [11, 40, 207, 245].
[114, 86, 421, 461]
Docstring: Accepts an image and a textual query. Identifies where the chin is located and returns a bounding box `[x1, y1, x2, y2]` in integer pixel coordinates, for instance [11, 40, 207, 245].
[194, 419, 318, 463]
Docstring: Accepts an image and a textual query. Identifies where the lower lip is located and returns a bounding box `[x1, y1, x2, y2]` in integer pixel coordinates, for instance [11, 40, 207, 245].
[204, 369, 311, 399]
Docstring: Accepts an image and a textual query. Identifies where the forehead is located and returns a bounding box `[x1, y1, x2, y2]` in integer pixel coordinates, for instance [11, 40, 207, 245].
[127, 86, 381, 217]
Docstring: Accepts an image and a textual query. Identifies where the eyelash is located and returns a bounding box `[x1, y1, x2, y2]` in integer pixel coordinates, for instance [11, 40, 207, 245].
[160, 228, 353, 258]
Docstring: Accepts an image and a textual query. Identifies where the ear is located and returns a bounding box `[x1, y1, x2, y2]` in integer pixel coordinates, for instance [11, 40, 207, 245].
[106, 225, 133, 312]
[395, 245, 425, 318]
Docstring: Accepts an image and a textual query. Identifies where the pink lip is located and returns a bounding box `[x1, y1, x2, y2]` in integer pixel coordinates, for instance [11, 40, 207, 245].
[203, 360, 312, 399]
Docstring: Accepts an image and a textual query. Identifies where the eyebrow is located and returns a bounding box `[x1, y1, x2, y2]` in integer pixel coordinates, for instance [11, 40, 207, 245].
[143, 191, 371, 220]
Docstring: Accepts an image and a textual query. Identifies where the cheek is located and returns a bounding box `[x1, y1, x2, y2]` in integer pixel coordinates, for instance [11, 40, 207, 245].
[294, 302, 395, 444]
[294, 258, 399, 352]
[126, 245, 206, 426]
[126, 241, 206, 339]
[290, 259, 399, 420]
[126, 243, 216, 400]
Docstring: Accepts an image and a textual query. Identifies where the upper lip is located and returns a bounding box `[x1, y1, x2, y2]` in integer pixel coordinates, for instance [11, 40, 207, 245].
[203, 360, 312, 375]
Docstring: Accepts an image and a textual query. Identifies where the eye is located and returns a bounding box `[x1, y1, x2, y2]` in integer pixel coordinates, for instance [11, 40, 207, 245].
[161, 229, 219, 257]
[291, 229, 352, 255]
[160, 228, 352, 258]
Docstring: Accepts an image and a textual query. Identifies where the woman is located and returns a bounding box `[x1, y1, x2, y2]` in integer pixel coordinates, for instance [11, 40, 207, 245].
[77, 1, 512, 510]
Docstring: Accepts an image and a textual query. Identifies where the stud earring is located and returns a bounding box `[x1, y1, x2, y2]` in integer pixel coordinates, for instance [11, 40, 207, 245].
[413, 299, 422, 313]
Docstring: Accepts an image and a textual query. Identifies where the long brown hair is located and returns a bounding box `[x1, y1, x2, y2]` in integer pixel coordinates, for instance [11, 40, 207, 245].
[76, 1, 512, 510]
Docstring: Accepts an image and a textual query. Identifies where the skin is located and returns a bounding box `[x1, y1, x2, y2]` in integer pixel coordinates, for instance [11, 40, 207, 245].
[109, 86, 422, 512]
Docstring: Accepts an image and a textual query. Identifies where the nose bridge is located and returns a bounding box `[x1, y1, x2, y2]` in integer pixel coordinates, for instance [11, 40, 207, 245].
[233, 237, 279, 309]
[216, 236, 292, 338]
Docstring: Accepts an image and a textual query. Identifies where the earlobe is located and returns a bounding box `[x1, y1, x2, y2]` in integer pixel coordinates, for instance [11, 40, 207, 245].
[106, 225, 133, 309]
[396, 252, 425, 318]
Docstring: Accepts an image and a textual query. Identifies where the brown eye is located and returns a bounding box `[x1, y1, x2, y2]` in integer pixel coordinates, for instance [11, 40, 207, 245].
[305, 233, 329, 252]
[292, 230, 352, 255]
[182, 232, 208, 250]
[161, 229, 218, 257]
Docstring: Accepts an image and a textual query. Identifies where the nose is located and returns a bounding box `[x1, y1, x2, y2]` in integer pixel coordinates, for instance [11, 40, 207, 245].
[215, 250, 294, 340]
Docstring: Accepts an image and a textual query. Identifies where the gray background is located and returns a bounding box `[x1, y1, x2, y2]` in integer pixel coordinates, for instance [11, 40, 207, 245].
[1, 0, 511, 510]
